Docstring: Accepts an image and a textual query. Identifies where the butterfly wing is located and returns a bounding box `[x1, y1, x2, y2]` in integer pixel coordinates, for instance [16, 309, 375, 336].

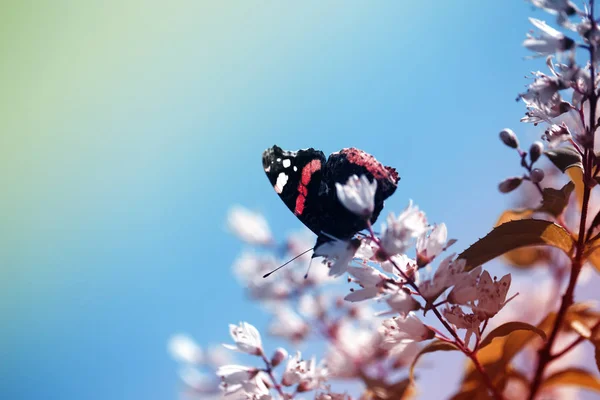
[321, 148, 400, 238]
[262, 145, 328, 235]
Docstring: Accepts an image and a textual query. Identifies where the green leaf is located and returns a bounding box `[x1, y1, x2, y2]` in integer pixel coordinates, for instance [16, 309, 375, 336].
[545, 146, 583, 172]
[478, 322, 547, 350]
[409, 340, 460, 383]
[541, 368, 600, 392]
[458, 219, 575, 271]
[537, 182, 574, 217]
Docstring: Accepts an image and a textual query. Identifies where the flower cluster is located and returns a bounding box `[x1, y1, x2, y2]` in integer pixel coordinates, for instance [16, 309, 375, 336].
[168, 2, 600, 399]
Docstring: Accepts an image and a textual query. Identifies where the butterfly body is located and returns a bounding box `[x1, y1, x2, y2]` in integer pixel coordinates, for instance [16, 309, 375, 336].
[262, 145, 399, 245]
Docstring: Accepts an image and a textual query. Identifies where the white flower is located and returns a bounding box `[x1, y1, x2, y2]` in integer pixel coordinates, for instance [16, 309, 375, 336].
[542, 123, 572, 147]
[268, 307, 310, 342]
[382, 289, 420, 317]
[233, 253, 292, 300]
[335, 174, 377, 218]
[379, 313, 434, 348]
[224, 322, 263, 355]
[227, 206, 273, 245]
[216, 364, 256, 394]
[523, 18, 575, 56]
[520, 95, 571, 124]
[416, 223, 448, 266]
[380, 254, 416, 276]
[325, 322, 381, 378]
[474, 271, 513, 318]
[380, 201, 428, 256]
[447, 266, 482, 305]
[282, 351, 309, 386]
[418, 255, 467, 302]
[443, 306, 482, 346]
[314, 237, 361, 277]
[344, 265, 388, 302]
[528, 0, 579, 17]
[168, 334, 203, 364]
[178, 366, 216, 391]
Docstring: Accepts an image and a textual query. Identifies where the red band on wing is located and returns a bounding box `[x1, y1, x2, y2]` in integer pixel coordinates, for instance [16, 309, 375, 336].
[294, 159, 321, 215]
[342, 148, 398, 182]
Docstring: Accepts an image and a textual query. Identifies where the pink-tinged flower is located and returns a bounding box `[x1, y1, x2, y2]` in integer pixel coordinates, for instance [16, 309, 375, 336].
[523, 18, 575, 56]
[178, 366, 216, 392]
[233, 253, 292, 300]
[520, 95, 571, 124]
[216, 364, 257, 394]
[314, 237, 361, 277]
[443, 306, 482, 346]
[325, 322, 381, 378]
[224, 322, 263, 356]
[355, 239, 377, 261]
[282, 352, 310, 386]
[168, 334, 203, 364]
[416, 223, 448, 267]
[381, 289, 420, 317]
[270, 347, 288, 367]
[344, 265, 388, 302]
[520, 72, 564, 105]
[528, 0, 579, 18]
[381, 254, 417, 277]
[447, 266, 482, 305]
[380, 201, 428, 256]
[268, 307, 310, 342]
[474, 272, 513, 318]
[379, 314, 435, 348]
[419, 255, 468, 302]
[227, 206, 273, 245]
[335, 174, 377, 218]
[316, 392, 349, 400]
[542, 123, 572, 147]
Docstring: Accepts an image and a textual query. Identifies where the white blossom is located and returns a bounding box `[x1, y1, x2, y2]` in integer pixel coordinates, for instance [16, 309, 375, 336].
[523, 18, 575, 56]
[227, 206, 273, 245]
[380, 201, 428, 256]
[224, 322, 263, 356]
[474, 271, 513, 318]
[335, 174, 377, 218]
[416, 223, 448, 266]
[381, 289, 420, 317]
[216, 364, 257, 394]
[528, 0, 579, 18]
[344, 265, 388, 302]
[379, 314, 434, 349]
[268, 306, 310, 342]
[443, 306, 483, 346]
[168, 334, 203, 364]
[447, 266, 482, 305]
[542, 123, 572, 147]
[314, 237, 361, 277]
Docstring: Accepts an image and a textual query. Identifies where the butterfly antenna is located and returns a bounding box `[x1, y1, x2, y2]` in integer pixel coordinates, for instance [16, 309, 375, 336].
[304, 257, 315, 280]
[263, 248, 314, 278]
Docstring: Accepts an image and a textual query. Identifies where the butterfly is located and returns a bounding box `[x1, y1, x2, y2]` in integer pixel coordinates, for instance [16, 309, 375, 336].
[262, 145, 399, 248]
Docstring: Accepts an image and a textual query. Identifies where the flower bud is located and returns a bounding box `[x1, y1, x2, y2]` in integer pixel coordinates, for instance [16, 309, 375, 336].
[499, 128, 519, 149]
[530, 168, 545, 183]
[529, 141, 544, 163]
[270, 347, 288, 367]
[498, 177, 522, 193]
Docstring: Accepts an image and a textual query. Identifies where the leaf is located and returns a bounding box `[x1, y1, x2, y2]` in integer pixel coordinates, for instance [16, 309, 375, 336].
[537, 182, 574, 217]
[495, 209, 547, 269]
[458, 219, 575, 271]
[409, 340, 460, 383]
[541, 368, 600, 393]
[567, 165, 585, 208]
[545, 146, 583, 172]
[478, 322, 547, 350]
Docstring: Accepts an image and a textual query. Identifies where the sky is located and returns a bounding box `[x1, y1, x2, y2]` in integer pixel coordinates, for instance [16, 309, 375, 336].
[0, 1, 566, 399]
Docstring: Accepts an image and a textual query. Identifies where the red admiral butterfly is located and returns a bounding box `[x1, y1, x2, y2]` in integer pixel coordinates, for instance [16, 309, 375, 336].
[262, 145, 400, 247]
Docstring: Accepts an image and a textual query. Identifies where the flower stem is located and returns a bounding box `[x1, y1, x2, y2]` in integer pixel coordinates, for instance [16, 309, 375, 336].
[527, 8, 596, 398]
[365, 221, 503, 400]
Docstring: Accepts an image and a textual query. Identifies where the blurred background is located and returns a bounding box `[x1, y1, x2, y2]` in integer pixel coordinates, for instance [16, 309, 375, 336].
[1, 1, 564, 399]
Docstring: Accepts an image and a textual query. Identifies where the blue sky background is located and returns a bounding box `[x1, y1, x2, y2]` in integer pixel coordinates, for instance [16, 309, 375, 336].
[1, 1, 563, 399]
